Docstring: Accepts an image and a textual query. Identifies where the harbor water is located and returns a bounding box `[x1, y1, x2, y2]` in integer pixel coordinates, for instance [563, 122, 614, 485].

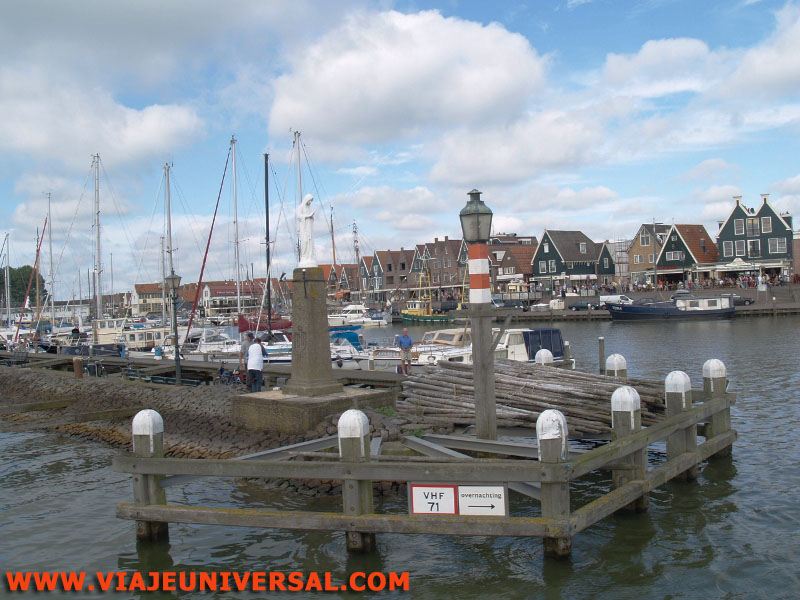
[2, 317, 799, 599]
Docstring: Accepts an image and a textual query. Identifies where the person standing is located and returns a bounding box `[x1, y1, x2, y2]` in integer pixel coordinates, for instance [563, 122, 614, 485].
[247, 335, 265, 392]
[240, 332, 254, 388]
[397, 327, 414, 375]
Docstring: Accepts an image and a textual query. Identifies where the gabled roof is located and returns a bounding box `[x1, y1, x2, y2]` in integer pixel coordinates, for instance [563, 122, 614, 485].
[361, 255, 374, 271]
[545, 230, 599, 262]
[134, 282, 163, 293]
[318, 264, 335, 281]
[504, 245, 537, 275]
[659, 224, 718, 264]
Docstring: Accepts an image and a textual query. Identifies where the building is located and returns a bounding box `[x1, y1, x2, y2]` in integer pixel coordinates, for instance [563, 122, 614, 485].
[714, 194, 793, 281]
[490, 243, 537, 293]
[531, 230, 615, 290]
[409, 237, 468, 302]
[656, 224, 718, 284]
[628, 224, 670, 286]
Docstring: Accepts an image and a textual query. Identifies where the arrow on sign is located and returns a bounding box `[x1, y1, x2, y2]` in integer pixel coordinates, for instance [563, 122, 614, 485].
[469, 504, 495, 509]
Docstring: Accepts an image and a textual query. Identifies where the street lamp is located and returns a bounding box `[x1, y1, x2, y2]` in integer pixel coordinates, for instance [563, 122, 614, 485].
[165, 272, 182, 385]
[459, 189, 496, 440]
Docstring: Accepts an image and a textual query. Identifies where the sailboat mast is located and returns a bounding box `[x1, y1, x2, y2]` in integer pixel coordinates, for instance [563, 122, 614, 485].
[48, 192, 55, 326]
[161, 235, 167, 324]
[35, 228, 41, 323]
[295, 130, 302, 261]
[353, 221, 360, 301]
[264, 153, 272, 331]
[94, 154, 102, 318]
[231, 136, 241, 317]
[3, 233, 10, 327]
[165, 163, 175, 323]
[331, 209, 339, 293]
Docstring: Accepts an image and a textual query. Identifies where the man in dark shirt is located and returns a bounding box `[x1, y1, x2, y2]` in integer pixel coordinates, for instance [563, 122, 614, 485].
[397, 328, 414, 375]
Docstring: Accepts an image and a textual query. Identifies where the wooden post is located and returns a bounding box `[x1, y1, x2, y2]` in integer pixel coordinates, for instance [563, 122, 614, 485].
[562, 341, 571, 365]
[598, 337, 605, 375]
[703, 359, 732, 458]
[665, 371, 698, 480]
[534, 348, 554, 366]
[131, 409, 169, 541]
[338, 409, 375, 553]
[72, 357, 83, 379]
[610, 386, 649, 511]
[605, 354, 627, 379]
[537, 409, 572, 558]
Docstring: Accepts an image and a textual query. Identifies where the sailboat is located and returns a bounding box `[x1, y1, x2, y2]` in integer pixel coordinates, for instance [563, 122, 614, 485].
[402, 255, 452, 323]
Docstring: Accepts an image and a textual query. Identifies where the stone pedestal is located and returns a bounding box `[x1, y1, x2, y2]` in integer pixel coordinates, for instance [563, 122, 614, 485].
[232, 387, 394, 435]
[282, 267, 343, 397]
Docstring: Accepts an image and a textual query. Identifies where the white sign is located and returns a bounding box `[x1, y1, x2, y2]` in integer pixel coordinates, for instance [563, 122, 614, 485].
[457, 486, 506, 517]
[409, 485, 457, 515]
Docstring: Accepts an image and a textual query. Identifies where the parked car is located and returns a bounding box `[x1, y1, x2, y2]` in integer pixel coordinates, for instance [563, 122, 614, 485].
[599, 294, 634, 306]
[569, 300, 600, 311]
[500, 300, 528, 311]
[720, 293, 754, 306]
[670, 290, 695, 300]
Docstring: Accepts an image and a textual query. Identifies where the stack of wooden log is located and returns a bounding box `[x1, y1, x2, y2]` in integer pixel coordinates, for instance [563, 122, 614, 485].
[399, 360, 666, 436]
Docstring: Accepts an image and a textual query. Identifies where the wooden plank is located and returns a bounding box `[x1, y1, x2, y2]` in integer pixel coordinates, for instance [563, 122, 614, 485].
[567, 394, 734, 480]
[647, 430, 737, 489]
[116, 503, 567, 537]
[570, 480, 647, 533]
[113, 454, 560, 483]
[0, 399, 75, 414]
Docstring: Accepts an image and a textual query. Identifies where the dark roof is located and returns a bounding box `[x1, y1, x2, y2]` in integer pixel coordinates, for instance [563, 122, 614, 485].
[546, 230, 599, 262]
[504, 245, 537, 275]
[674, 224, 718, 263]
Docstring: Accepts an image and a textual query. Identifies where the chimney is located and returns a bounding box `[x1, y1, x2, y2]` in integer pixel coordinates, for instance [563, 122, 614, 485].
[761, 193, 769, 204]
[434, 237, 438, 243]
[734, 195, 742, 205]
[444, 236, 449, 241]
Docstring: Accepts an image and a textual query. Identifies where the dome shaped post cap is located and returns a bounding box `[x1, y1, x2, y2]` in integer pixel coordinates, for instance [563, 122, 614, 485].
[132, 409, 164, 436]
[535, 348, 554, 364]
[703, 359, 727, 379]
[337, 409, 370, 439]
[606, 354, 627, 371]
[611, 386, 640, 413]
[665, 370, 691, 393]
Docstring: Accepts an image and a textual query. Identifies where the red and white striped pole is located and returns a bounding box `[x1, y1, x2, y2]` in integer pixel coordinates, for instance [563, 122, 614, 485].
[460, 189, 496, 439]
[468, 243, 491, 305]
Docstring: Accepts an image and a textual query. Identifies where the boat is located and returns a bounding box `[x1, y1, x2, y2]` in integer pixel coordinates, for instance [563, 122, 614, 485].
[607, 295, 734, 320]
[401, 259, 452, 323]
[237, 313, 292, 332]
[346, 307, 388, 327]
[494, 328, 575, 368]
[328, 304, 371, 327]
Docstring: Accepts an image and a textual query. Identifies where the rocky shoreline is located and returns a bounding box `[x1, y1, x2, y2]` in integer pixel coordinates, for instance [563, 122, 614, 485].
[0, 366, 451, 497]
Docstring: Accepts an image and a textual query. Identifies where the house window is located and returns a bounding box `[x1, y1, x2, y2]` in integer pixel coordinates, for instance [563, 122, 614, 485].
[768, 237, 787, 253]
[747, 239, 761, 258]
[671, 235, 677, 241]
[734, 219, 744, 235]
[746, 218, 759, 237]
[386, 276, 394, 285]
[539, 261, 547, 273]
[633, 254, 643, 264]
[735, 240, 746, 256]
[543, 243, 549, 253]
[445, 246, 448, 254]
[723, 241, 733, 257]
[666, 251, 684, 261]
[761, 217, 772, 233]
[648, 254, 654, 263]
[548, 260, 556, 273]
[579, 243, 586, 254]
[400, 262, 406, 270]
[640, 230, 651, 246]
[387, 263, 392, 272]
[603, 258, 609, 268]
[433, 274, 439, 283]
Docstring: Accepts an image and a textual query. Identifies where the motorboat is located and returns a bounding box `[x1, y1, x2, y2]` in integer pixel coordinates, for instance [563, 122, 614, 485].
[607, 296, 734, 320]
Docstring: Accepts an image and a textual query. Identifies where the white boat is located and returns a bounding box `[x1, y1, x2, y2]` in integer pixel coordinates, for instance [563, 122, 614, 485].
[346, 307, 389, 327]
[328, 304, 371, 327]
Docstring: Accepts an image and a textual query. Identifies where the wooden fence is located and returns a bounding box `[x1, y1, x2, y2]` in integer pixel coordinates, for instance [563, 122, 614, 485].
[113, 359, 735, 558]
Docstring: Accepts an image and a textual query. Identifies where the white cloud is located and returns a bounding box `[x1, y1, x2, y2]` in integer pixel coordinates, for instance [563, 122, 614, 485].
[773, 173, 800, 195]
[269, 10, 548, 145]
[680, 158, 736, 181]
[0, 66, 203, 168]
[603, 38, 728, 98]
[722, 4, 800, 99]
[693, 184, 741, 205]
[337, 166, 377, 177]
[341, 185, 441, 213]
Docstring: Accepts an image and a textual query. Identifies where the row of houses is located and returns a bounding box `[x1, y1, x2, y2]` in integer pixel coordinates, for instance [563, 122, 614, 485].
[125, 194, 796, 315]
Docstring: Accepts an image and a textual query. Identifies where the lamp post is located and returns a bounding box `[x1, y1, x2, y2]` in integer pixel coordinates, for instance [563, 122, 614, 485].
[165, 272, 182, 385]
[459, 189, 496, 440]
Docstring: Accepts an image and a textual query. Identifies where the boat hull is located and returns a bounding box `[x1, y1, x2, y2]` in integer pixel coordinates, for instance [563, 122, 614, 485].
[401, 313, 452, 323]
[607, 304, 734, 321]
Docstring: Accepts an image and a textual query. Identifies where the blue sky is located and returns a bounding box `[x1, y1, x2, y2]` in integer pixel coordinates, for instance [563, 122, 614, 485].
[2, 0, 799, 299]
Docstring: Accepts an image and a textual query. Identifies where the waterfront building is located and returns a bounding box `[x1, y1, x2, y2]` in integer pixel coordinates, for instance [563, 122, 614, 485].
[655, 224, 718, 285]
[628, 224, 670, 286]
[714, 194, 793, 281]
[531, 230, 616, 291]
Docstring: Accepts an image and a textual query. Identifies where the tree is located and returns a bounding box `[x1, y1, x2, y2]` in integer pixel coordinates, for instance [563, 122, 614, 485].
[0, 265, 48, 306]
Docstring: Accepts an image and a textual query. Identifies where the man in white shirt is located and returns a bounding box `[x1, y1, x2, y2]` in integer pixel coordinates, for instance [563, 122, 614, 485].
[246, 337, 264, 392]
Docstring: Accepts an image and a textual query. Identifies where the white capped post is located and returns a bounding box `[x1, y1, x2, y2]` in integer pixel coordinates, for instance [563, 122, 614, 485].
[610, 386, 648, 511]
[536, 409, 571, 557]
[337, 409, 375, 553]
[664, 370, 698, 480]
[606, 354, 627, 378]
[130, 409, 168, 541]
[703, 359, 732, 458]
[535, 348, 554, 366]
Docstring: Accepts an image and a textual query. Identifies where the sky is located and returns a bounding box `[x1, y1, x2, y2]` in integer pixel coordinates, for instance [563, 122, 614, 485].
[2, 0, 800, 300]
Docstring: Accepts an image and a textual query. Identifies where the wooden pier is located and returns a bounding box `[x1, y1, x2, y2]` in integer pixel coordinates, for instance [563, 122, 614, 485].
[112, 359, 736, 558]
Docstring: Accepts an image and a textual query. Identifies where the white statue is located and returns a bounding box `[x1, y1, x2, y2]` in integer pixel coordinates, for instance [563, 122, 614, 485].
[298, 193, 317, 267]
